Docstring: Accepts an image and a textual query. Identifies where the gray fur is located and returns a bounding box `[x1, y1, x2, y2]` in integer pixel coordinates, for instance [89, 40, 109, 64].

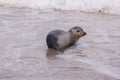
[46, 27, 86, 52]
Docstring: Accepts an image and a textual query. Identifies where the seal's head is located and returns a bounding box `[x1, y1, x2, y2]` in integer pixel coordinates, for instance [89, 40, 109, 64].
[69, 26, 87, 40]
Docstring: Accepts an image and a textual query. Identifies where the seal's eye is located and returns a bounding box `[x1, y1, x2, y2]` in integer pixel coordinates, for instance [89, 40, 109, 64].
[76, 30, 80, 33]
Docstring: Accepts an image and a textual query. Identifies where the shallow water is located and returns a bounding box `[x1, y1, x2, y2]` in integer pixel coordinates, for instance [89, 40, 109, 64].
[0, 7, 120, 80]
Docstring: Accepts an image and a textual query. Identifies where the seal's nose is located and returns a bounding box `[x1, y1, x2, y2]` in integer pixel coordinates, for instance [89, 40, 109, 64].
[83, 32, 87, 36]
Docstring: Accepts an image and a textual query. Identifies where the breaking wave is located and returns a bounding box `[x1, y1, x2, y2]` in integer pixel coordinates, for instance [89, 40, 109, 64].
[0, 0, 120, 14]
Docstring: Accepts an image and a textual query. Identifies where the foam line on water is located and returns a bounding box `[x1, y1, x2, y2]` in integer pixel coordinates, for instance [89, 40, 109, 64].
[59, 54, 120, 79]
[0, 0, 120, 15]
[75, 58, 120, 79]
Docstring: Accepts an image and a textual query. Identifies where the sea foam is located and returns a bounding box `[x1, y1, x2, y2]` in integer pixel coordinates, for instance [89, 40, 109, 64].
[0, 0, 120, 14]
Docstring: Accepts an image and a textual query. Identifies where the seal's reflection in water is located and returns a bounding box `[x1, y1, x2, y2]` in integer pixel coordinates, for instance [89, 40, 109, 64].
[46, 48, 64, 58]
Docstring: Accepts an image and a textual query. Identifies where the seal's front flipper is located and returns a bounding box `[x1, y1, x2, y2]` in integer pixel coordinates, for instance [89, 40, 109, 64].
[55, 46, 64, 52]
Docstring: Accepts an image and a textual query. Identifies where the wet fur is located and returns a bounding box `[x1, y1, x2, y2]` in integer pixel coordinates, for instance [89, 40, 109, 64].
[46, 30, 65, 51]
[46, 27, 86, 52]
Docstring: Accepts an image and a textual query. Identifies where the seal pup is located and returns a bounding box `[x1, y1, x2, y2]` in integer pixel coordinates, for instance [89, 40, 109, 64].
[46, 26, 86, 52]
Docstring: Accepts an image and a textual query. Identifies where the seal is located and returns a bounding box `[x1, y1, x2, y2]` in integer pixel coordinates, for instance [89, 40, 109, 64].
[46, 26, 86, 52]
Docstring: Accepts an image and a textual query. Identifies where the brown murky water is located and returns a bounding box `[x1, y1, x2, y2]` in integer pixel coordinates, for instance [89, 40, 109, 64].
[0, 7, 120, 80]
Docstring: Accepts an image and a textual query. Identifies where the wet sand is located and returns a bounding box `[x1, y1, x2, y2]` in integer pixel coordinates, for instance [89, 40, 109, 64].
[0, 8, 120, 80]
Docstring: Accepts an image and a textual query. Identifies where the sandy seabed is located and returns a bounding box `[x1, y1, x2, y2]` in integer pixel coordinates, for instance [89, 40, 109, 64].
[0, 7, 120, 80]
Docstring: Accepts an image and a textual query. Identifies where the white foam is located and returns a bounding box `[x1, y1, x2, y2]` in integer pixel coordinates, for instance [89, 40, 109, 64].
[58, 54, 120, 79]
[0, 0, 120, 15]
[74, 58, 120, 79]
